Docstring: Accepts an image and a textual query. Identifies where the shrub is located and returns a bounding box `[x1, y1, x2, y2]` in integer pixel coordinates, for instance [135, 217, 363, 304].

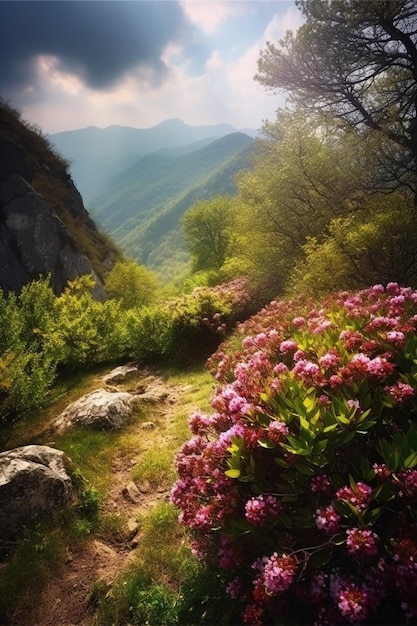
[171, 283, 417, 625]
[126, 279, 252, 363]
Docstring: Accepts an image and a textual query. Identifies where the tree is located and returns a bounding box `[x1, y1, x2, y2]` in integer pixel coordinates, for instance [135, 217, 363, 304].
[255, 0, 417, 197]
[231, 111, 375, 299]
[289, 188, 417, 295]
[182, 197, 237, 273]
[104, 259, 159, 310]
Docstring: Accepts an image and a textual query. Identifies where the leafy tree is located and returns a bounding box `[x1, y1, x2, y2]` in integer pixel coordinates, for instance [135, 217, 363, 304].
[183, 197, 237, 273]
[255, 0, 417, 196]
[289, 189, 417, 295]
[104, 259, 159, 310]
[232, 111, 373, 299]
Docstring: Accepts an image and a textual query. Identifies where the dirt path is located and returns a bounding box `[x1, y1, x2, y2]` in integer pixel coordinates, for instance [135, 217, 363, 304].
[11, 371, 184, 626]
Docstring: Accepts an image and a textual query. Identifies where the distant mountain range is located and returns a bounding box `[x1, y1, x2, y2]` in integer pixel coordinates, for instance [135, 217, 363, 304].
[50, 119, 259, 278]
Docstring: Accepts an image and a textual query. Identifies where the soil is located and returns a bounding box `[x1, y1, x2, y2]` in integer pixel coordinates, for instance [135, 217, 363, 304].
[8, 371, 182, 626]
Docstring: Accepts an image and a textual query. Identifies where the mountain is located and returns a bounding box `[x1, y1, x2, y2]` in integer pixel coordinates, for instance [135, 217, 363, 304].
[87, 132, 256, 278]
[51, 119, 258, 201]
[0, 100, 120, 297]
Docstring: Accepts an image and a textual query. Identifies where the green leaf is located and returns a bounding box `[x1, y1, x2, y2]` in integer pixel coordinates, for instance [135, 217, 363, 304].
[225, 469, 241, 479]
[257, 438, 276, 449]
[404, 451, 417, 469]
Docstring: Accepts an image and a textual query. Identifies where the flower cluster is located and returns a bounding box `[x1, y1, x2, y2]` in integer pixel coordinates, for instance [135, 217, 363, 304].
[172, 284, 417, 624]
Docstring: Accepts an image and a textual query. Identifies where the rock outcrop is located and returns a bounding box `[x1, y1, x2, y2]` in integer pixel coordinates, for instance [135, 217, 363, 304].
[0, 100, 119, 296]
[54, 389, 138, 432]
[0, 445, 73, 543]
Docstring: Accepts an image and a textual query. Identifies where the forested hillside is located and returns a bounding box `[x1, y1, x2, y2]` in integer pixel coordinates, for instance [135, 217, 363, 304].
[51, 119, 257, 202]
[91, 133, 254, 276]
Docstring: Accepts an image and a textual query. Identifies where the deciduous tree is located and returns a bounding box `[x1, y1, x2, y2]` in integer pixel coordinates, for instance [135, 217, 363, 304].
[256, 0, 417, 196]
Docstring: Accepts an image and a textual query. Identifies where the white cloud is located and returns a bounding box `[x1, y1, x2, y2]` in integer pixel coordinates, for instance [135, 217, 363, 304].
[180, 0, 247, 35]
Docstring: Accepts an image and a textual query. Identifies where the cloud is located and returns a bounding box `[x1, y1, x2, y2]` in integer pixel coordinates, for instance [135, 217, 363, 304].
[180, 0, 247, 36]
[0, 1, 191, 93]
[0, 1, 304, 133]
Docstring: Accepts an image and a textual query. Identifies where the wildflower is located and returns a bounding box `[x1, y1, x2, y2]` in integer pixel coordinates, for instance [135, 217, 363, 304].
[188, 411, 212, 435]
[245, 494, 282, 526]
[273, 362, 289, 376]
[218, 536, 242, 569]
[346, 528, 379, 559]
[336, 482, 372, 511]
[319, 350, 340, 369]
[337, 583, 370, 623]
[385, 380, 414, 403]
[268, 420, 289, 444]
[372, 463, 391, 481]
[261, 553, 298, 595]
[386, 330, 405, 345]
[292, 316, 306, 327]
[315, 504, 341, 534]
[226, 577, 244, 599]
[279, 338, 298, 353]
[311, 474, 332, 496]
[243, 603, 264, 626]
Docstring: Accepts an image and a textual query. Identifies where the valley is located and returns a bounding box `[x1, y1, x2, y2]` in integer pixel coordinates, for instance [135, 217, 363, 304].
[51, 120, 259, 277]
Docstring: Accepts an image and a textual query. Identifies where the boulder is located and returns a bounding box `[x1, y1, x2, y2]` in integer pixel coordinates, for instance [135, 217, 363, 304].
[54, 389, 138, 432]
[0, 445, 73, 543]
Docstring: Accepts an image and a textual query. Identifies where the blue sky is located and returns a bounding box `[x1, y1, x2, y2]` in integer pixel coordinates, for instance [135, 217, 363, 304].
[0, 1, 303, 133]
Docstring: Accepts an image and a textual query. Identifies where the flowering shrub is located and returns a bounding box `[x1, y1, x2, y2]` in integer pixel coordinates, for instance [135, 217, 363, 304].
[127, 278, 252, 362]
[171, 284, 417, 625]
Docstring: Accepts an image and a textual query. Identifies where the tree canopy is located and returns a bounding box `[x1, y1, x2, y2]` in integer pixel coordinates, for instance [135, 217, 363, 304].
[255, 0, 417, 196]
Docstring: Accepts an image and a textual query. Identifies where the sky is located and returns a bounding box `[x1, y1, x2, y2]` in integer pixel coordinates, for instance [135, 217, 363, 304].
[0, 0, 303, 134]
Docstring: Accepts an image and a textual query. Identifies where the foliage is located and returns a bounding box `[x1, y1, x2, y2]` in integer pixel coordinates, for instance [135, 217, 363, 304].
[125, 278, 252, 362]
[183, 196, 238, 272]
[255, 0, 417, 196]
[104, 259, 159, 309]
[54, 275, 123, 367]
[289, 190, 417, 295]
[172, 283, 417, 625]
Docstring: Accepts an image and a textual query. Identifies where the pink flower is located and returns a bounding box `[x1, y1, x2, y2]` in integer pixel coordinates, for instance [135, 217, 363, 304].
[311, 474, 332, 495]
[385, 380, 414, 403]
[279, 338, 298, 353]
[268, 420, 289, 444]
[226, 577, 244, 599]
[337, 583, 370, 623]
[386, 330, 405, 345]
[292, 316, 306, 327]
[319, 350, 340, 369]
[315, 504, 341, 534]
[261, 553, 298, 595]
[245, 494, 282, 526]
[336, 482, 372, 511]
[346, 528, 379, 559]
[188, 411, 212, 435]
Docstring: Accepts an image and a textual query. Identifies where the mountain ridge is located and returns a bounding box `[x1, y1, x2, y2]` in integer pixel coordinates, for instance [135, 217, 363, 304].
[50, 119, 258, 202]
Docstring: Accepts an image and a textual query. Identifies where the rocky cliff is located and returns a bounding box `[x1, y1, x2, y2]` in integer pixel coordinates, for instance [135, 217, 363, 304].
[0, 100, 120, 297]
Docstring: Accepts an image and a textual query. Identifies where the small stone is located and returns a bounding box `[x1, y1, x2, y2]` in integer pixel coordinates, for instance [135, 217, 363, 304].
[137, 480, 151, 494]
[139, 421, 155, 430]
[126, 519, 139, 538]
[122, 481, 141, 503]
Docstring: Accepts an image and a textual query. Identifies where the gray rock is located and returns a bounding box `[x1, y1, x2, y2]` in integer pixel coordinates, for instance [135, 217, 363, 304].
[0, 445, 73, 543]
[0, 174, 107, 299]
[102, 364, 139, 385]
[54, 389, 138, 432]
[122, 481, 141, 504]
